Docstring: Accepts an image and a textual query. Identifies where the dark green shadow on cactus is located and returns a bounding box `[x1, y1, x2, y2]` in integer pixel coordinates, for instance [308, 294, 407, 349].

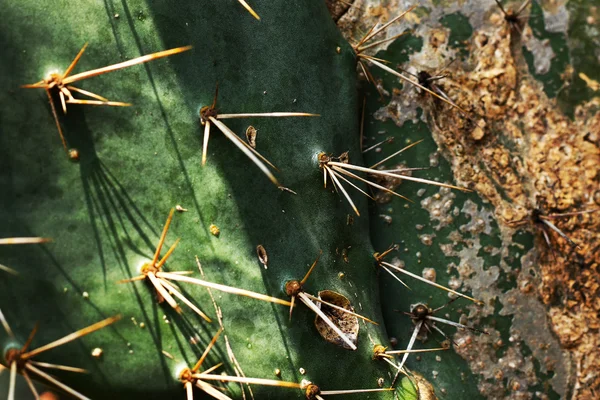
[522, 1, 570, 110]
[440, 12, 473, 60]
[558, 0, 600, 116]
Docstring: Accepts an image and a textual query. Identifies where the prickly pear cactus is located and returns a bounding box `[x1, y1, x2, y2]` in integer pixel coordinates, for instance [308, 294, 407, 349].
[2, 1, 599, 400]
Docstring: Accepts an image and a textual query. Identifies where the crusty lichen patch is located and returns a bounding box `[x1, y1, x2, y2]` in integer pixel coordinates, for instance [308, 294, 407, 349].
[418, 18, 599, 400]
[333, 1, 600, 398]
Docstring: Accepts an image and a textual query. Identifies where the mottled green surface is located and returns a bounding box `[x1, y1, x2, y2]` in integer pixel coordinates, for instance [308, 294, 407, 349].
[360, 2, 576, 399]
[0, 1, 396, 398]
[361, 108, 487, 400]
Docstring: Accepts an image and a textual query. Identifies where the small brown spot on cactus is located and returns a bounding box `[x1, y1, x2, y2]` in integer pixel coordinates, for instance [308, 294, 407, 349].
[209, 224, 220, 237]
[175, 205, 188, 212]
[372, 344, 388, 360]
[379, 214, 392, 224]
[341, 248, 349, 263]
[336, 46, 341, 54]
[346, 214, 354, 225]
[256, 244, 268, 268]
[285, 280, 302, 297]
[511, 380, 521, 391]
[68, 148, 79, 161]
[274, 368, 281, 377]
[494, 369, 504, 380]
[245, 125, 257, 148]
[422, 267, 436, 282]
[305, 384, 321, 400]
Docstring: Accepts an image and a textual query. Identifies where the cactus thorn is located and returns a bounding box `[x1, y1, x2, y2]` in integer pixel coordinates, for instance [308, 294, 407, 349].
[285, 252, 375, 351]
[375, 248, 483, 305]
[199, 83, 317, 187]
[237, 0, 261, 20]
[0, 237, 51, 245]
[22, 43, 191, 156]
[2, 312, 120, 400]
[118, 209, 212, 322]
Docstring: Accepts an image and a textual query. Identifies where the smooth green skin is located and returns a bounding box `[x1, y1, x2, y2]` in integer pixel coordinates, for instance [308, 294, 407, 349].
[0, 1, 401, 399]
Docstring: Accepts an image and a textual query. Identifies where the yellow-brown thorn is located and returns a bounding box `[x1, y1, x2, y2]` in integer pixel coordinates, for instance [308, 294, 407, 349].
[21, 44, 192, 156]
